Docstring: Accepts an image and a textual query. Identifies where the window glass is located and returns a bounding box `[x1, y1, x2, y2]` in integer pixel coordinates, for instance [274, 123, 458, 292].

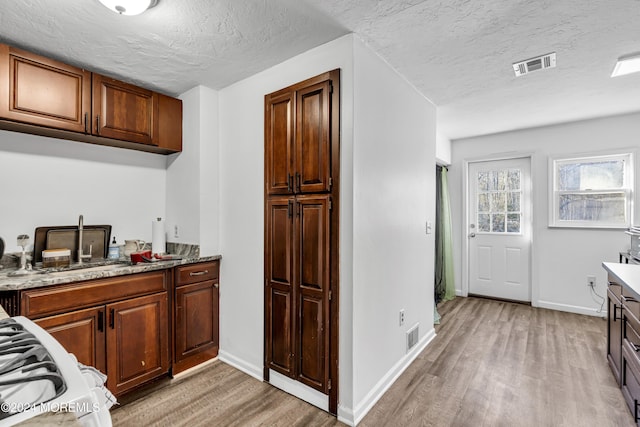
[550, 153, 632, 228]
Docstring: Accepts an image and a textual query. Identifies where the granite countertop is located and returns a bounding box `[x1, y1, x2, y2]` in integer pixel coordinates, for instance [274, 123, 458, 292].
[0, 255, 221, 292]
[603, 262, 640, 300]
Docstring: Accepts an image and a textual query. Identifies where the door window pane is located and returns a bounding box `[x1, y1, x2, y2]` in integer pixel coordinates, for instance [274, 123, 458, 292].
[478, 214, 490, 232]
[507, 214, 521, 233]
[477, 167, 522, 234]
[491, 214, 505, 232]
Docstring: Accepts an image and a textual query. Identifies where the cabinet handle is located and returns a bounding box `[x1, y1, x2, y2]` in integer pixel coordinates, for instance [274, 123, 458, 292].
[189, 270, 209, 277]
[109, 308, 114, 329]
[633, 343, 640, 352]
[614, 304, 624, 321]
[635, 399, 640, 421]
[84, 113, 88, 133]
[97, 311, 104, 332]
[96, 115, 100, 135]
[622, 296, 638, 303]
[288, 200, 293, 218]
[295, 172, 301, 192]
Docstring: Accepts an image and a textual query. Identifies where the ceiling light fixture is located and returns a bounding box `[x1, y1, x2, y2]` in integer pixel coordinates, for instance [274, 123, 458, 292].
[611, 53, 640, 77]
[97, 0, 158, 16]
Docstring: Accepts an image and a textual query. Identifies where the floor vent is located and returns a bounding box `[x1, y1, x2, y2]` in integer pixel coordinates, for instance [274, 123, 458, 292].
[406, 324, 419, 353]
[513, 52, 556, 77]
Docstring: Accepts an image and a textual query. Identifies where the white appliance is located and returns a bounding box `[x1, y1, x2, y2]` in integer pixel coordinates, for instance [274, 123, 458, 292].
[0, 316, 114, 426]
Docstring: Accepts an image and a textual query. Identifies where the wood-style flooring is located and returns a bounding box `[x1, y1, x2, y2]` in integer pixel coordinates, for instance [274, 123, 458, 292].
[111, 297, 634, 426]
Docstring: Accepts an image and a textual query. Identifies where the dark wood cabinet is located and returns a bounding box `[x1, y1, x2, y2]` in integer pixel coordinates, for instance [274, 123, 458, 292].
[107, 292, 169, 395]
[0, 42, 181, 154]
[608, 283, 623, 385]
[157, 93, 183, 152]
[266, 196, 295, 376]
[92, 74, 158, 145]
[264, 70, 340, 412]
[265, 194, 330, 391]
[0, 44, 91, 133]
[265, 75, 332, 196]
[173, 261, 220, 374]
[35, 306, 106, 374]
[21, 270, 169, 396]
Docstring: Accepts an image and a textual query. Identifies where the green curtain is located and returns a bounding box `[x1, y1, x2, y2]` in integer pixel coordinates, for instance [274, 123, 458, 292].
[434, 165, 455, 324]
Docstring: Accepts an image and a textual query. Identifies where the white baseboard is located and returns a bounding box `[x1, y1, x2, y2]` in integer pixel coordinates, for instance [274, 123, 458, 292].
[536, 300, 607, 318]
[217, 350, 263, 381]
[268, 370, 328, 411]
[349, 327, 437, 425]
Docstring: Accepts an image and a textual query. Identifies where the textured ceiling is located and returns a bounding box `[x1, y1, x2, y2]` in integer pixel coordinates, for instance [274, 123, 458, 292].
[1, 0, 640, 139]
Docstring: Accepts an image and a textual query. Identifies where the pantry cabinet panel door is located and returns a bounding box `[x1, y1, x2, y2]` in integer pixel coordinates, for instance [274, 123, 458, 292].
[295, 195, 330, 392]
[35, 306, 106, 374]
[0, 44, 91, 132]
[296, 80, 331, 194]
[106, 292, 168, 395]
[265, 196, 295, 376]
[265, 91, 294, 195]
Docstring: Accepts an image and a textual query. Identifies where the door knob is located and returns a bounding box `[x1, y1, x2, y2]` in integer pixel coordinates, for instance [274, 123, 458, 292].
[469, 233, 476, 238]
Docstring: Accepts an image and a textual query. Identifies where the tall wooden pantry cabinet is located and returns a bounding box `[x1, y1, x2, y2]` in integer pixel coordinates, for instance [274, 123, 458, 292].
[264, 69, 340, 414]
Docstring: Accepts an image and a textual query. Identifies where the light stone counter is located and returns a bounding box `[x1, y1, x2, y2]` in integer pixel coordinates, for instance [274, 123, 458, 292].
[603, 262, 640, 300]
[0, 255, 221, 292]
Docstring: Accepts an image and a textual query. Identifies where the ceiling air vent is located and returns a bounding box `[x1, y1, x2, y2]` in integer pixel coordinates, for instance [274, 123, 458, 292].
[513, 52, 556, 77]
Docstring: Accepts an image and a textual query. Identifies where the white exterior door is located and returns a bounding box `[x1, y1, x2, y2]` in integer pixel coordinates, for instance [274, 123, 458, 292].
[468, 157, 531, 302]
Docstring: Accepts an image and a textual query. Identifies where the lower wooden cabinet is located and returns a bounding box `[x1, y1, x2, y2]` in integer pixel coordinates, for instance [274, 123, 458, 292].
[23, 270, 169, 397]
[107, 292, 169, 395]
[608, 284, 623, 385]
[35, 306, 106, 374]
[173, 261, 219, 374]
[12, 261, 221, 396]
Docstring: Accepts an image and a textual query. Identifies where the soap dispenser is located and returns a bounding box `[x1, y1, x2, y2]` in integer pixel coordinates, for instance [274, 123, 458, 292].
[108, 237, 120, 260]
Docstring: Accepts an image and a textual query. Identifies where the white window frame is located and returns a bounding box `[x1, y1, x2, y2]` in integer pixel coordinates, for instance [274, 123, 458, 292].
[549, 151, 634, 229]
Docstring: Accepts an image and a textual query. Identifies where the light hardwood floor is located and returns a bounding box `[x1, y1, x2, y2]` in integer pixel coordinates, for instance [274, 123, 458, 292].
[111, 297, 634, 426]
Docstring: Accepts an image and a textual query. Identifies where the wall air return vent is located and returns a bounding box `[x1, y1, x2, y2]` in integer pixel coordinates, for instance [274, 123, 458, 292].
[513, 52, 556, 77]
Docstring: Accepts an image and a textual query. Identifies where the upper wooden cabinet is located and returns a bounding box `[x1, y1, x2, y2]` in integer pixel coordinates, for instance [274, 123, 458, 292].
[92, 74, 158, 146]
[265, 72, 334, 195]
[0, 43, 181, 154]
[0, 44, 91, 133]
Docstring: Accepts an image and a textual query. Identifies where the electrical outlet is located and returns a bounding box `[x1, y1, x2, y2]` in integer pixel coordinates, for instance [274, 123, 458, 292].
[426, 221, 432, 235]
[587, 275, 596, 288]
[174, 225, 179, 238]
[399, 309, 405, 326]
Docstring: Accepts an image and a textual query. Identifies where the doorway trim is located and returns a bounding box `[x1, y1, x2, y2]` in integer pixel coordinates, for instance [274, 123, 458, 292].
[462, 152, 538, 305]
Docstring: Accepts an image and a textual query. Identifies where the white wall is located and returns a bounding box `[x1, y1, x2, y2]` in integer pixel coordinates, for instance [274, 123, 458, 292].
[217, 33, 437, 425]
[166, 86, 220, 255]
[351, 39, 437, 422]
[436, 131, 451, 165]
[450, 113, 640, 316]
[0, 130, 166, 253]
[217, 34, 355, 416]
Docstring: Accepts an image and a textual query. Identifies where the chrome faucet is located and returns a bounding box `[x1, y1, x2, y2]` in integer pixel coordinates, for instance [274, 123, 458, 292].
[77, 215, 92, 264]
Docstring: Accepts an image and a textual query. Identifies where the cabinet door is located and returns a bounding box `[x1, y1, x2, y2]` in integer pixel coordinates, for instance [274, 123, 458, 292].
[174, 279, 219, 373]
[106, 292, 168, 395]
[92, 74, 158, 145]
[265, 196, 295, 376]
[157, 93, 182, 152]
[608, 288, 622, 385]
[35, 306, 106, 374]
[265, 91, 294, 195]
[295, 80, 331, 194]
[0, 44, 91, 132]
[295, 195, 330, 392]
